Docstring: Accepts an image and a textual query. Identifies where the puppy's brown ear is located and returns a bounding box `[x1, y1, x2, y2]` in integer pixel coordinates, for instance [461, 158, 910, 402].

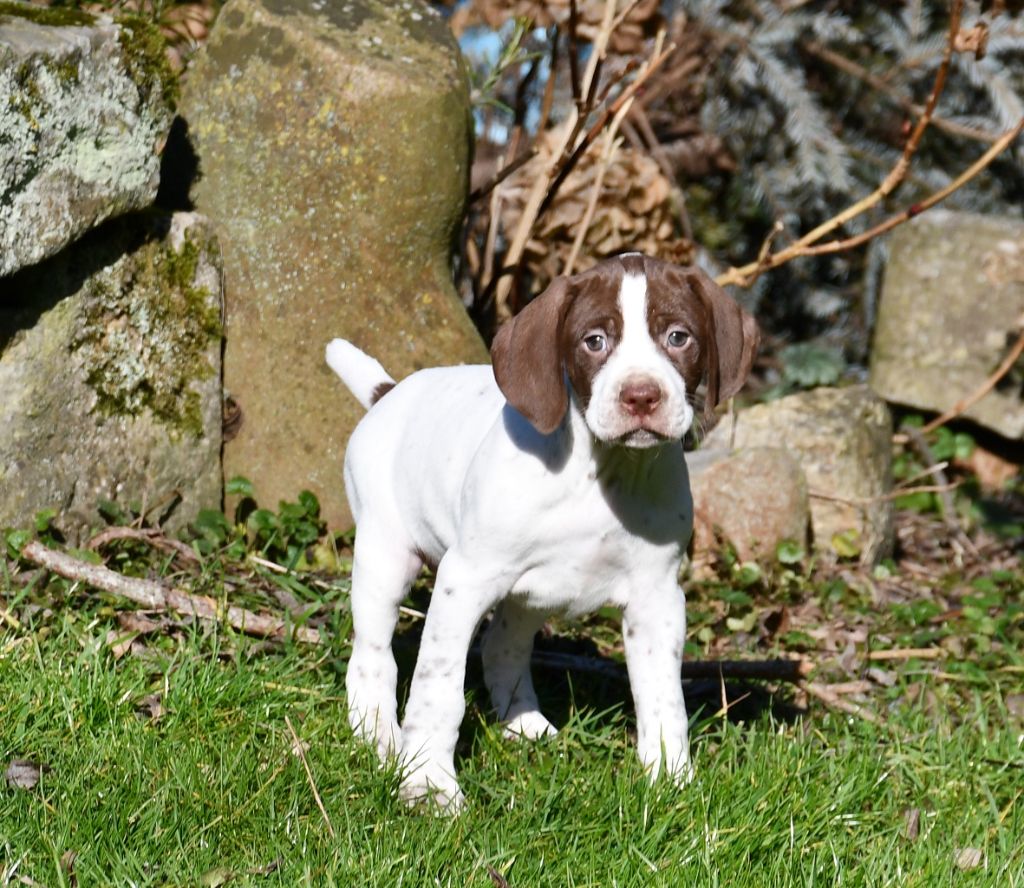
[491, 277, 575, 434]
[687, 269, 760, 415]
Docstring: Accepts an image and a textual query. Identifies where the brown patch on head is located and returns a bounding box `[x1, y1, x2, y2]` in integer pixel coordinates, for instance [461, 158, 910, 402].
[491, 260, 628, 433]
[491, 277, 575, 434]
[559, 261, 626, 412]
[643, 258, 760, 422]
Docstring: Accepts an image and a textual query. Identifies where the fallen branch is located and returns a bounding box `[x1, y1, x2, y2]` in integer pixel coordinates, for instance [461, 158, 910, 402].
[21, 541, 321, 645]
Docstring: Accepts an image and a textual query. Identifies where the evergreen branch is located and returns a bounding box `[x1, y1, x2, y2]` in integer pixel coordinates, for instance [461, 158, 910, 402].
[716, 0, 967, 289]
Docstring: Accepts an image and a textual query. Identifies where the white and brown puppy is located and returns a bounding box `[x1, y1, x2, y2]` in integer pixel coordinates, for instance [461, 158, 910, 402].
[326, 253, 759, 811]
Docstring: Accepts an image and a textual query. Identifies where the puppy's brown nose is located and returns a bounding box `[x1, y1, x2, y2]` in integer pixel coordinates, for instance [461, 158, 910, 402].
[619, 379, 662, 417]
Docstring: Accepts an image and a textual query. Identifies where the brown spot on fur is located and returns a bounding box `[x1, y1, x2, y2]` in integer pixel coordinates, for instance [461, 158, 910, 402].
[370, 381, 395, 406]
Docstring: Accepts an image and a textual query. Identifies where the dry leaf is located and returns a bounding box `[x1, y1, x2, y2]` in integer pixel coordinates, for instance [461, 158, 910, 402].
[904, 808, 920, 842]
[5, 759, 47, 790]
[60, 850, 78, 888]
[134, 694, 165, 722]
[954, 848, 985, 871]
[105, 629, 138, 661]
[499, 129, 692, 297]
[200, 865, 235, 887]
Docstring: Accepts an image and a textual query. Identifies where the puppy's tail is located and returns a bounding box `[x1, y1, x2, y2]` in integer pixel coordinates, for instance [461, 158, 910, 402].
[325, 339, 397, 410]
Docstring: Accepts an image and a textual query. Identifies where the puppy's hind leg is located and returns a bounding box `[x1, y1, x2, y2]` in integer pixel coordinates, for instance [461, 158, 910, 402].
[347, 524, 422, 761]
[482, 597, 556, 740]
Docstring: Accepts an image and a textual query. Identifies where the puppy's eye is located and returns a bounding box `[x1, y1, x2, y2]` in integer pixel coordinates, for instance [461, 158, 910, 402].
[584, 334, 607, 353]
[667, 329, 691, 348]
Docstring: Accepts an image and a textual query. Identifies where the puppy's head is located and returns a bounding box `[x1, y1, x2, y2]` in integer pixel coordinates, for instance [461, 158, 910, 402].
[491, 254, 760, 446]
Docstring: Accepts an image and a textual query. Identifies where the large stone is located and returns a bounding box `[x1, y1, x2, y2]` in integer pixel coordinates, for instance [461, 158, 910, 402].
[703, 386, 894, 564]
[0, 2, 175, 277]
[180, 0, 487, 529]
[0, 212, 223, 541]
[870, 210, 1024, 439]
[688, 447, 809, 563]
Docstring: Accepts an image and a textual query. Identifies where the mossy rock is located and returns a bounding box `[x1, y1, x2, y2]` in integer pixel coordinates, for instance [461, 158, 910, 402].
[0, 212, 223, 542]
[0, 2, 176, 276]
[181, 0, 486, 529]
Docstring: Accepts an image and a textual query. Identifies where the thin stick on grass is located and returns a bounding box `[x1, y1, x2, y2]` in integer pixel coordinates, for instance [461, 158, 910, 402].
[285, 714, 336, 840]
[21, 541, 321, 644]
[867, 647, 946, 661]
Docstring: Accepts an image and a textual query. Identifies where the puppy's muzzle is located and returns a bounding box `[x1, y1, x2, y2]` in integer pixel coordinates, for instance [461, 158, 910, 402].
[619, 376, 663, 419]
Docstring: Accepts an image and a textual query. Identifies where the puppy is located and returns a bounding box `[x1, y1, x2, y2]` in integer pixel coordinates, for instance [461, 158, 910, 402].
[326, 254, 758, 810]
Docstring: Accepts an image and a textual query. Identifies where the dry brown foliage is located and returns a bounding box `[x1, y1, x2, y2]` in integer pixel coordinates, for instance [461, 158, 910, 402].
[497, 128, 693, 292]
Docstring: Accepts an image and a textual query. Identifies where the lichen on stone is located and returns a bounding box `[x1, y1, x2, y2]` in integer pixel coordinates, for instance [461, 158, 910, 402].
[73, 222, 221, 439]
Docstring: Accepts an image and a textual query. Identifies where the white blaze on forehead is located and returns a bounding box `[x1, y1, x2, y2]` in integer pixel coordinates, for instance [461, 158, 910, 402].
[617, 272, 656, 365]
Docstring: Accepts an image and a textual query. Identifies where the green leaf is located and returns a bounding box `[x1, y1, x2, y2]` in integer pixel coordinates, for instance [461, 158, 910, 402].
[720, 588, 754, 607]
[830, 529, 861, 559]
[34, 508, 57, 533]
[226, 476, 255, 497]
[5, 528, 31, 556]
[734, 562, 762, 588]
[726, 612, 758, 633]
[775, 539, 805, 565]
[297, 490, 320, 518]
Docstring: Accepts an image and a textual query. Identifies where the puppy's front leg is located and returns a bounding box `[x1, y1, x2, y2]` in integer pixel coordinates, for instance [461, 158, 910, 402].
[623, 583, 693, 785]
[400, 550, 506, 812]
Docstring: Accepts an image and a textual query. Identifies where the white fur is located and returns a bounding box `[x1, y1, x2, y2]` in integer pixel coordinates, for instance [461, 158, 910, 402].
[326, 272, 695, 812]
[325, 338, 395, 410]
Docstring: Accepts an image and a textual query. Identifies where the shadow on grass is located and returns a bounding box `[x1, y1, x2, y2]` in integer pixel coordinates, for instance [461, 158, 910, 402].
[389, 602, 805, 766]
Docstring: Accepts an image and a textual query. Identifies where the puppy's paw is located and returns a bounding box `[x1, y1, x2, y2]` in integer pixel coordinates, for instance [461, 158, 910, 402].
[399, 763, 465, 814]
[502, 711, 557, 741]
[348, 707, 401, 763]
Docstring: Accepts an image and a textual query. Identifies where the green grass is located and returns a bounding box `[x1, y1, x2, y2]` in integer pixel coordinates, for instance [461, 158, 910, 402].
[2, 606, 1022, 886]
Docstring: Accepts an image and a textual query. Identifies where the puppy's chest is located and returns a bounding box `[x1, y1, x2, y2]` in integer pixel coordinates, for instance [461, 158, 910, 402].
[509, 496, 690, 617]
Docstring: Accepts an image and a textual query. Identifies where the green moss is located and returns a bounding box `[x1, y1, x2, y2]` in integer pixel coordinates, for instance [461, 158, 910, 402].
[76, 222, 221, 439]
[116, 13, 179, 110]
[0, 1, 94, 27]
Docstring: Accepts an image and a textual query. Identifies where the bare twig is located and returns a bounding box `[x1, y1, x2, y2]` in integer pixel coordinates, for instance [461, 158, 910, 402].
[284, 714, 336, 840]
[469, 148, 537, 204]
[804, 681, 880, 724]
[87, 526, 201, 566]
[868, 648, 945, 661]
[21, 541, 322, 644]
[563, 99, 634, 275]
[711, 0, 1023, 290]
[493, 9, 674, 316]
[808, 481, 961, 507]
